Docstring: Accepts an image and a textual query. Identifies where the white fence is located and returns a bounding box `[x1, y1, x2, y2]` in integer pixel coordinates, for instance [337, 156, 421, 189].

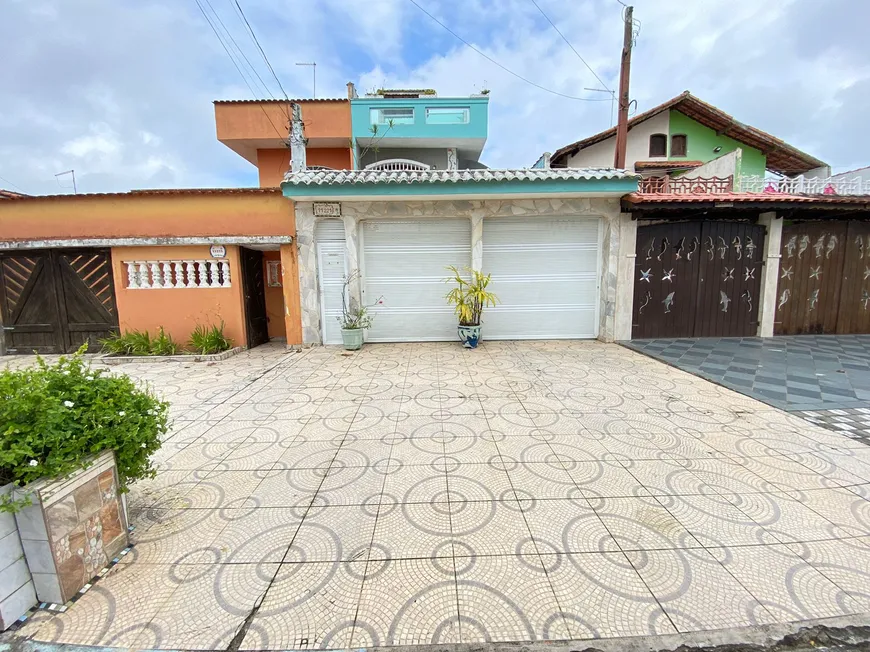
[739, 175, 870, 195]
[124, 259, 231, 289]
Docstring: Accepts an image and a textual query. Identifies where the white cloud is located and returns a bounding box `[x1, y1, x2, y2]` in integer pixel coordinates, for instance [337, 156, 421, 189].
[1, 0, 868, 194]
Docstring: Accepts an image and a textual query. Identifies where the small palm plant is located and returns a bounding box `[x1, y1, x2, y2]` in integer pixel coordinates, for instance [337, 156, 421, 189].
[444, 266, 499, 327]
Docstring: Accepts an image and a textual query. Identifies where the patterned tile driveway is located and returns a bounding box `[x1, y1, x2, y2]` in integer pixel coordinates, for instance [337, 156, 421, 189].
[9, 341, 870, 650]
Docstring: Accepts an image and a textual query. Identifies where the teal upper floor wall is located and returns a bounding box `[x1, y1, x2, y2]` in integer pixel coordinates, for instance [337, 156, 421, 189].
[668, 111, 767, 177]
[350, 96, 489, 142]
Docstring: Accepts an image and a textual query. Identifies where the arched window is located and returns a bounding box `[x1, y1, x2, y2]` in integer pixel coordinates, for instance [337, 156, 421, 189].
[649, 133, 667, 157]
[671, 134, 687, 157]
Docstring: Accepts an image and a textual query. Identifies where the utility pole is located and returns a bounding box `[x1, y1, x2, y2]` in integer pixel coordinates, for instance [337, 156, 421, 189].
[613, 5, 633, 169]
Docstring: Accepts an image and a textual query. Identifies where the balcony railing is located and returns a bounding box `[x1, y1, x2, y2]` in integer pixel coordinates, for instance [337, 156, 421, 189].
[364, 159, 431, 172]
[638, 176, 734, 194]
[124, 259, 231, 289]
[738, 175, 870, 195]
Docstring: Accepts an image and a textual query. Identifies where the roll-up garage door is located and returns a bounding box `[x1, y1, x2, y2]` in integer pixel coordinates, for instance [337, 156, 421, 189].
[362, 219, 471, 341]
[483, 216, 601, 339]
[316, 219, 347, 345]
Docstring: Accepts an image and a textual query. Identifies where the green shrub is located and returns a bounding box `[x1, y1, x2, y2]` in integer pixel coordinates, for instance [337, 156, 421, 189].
[0, 346, 169, 513]
[188, 321, 233, 355]
[150, 327, 178, 356]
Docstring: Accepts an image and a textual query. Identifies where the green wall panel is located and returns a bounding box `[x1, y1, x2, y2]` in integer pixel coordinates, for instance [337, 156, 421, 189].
[668, 110, 767, 177]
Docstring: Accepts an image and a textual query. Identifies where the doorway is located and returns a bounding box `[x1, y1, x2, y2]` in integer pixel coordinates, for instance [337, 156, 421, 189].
[239, 247, 270, 349]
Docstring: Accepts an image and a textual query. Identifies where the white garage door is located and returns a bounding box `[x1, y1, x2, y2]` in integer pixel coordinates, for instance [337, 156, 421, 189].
[483, 216, 601, 339]
[362, 219, 471, 342]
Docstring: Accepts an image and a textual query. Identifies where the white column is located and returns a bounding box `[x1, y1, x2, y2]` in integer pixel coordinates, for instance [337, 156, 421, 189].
[172, 262, 184, 288]
[162, 262, 173, 288]
[126, 262, 139, 289]
[470, 212, 484, 271]
[149, 262, 163, 288]
[757, 211, 782, 337]
[446, 148, 458, 170]
[137, 262, 151, 289]
[195, 261, 208, 288]
[208, 260, 221, 288]
[220, 260, 231, 287]
[184, 261, 197, 288]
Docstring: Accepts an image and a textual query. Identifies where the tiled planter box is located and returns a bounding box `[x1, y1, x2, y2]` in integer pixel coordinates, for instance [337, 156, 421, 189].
[0, 485, 37, 630]
[13, 451, 129, 605]
[100, 346, 244, 365]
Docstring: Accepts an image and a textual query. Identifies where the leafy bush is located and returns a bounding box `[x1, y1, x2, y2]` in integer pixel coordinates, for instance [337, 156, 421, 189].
[188, 321, 233, 355]
[0, 346, 169, 513]
[150, 327, 178, 356]
[100, 328, 178, 356]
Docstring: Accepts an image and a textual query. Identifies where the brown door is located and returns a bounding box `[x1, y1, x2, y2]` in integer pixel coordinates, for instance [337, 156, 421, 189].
[0, 249, 117, 354]
[240, 247, 270, 349]
[775, 222, 849, 335]
[633, 220, 765, 339]
[835, 221, 870, 334]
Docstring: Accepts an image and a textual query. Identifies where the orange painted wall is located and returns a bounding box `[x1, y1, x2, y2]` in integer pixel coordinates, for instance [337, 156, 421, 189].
[257, 148, 352, 186]
[215, 100, 351, 142]
[262, 251, 286, 339]
[0, 192, 292, 241]
[110, 245, 247, 348]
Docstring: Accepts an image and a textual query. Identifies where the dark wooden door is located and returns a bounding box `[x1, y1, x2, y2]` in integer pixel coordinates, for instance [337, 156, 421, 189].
[775, 222, 849, 335]
[835, 221, 870, 334]
[0, 249, 117, 354]
[633, 221, 765, 339]
[240, 247, 270, 349]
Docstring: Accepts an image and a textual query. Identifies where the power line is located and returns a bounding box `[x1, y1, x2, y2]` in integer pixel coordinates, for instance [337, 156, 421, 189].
[407, 0, 612, 102]
[0, 174, 26, 194]
[530, 0, 611, 92]
[231, 0, 290, 102]
[193, 0, 287, 141]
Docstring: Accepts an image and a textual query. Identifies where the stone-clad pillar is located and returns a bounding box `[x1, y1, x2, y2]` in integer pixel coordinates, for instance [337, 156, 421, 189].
[757, 211, 782, 337]
[294, 204, 321, 345]
[470, 212, 484, 271]
[343, 215, 362, 308]
[614, 212, 637, 341]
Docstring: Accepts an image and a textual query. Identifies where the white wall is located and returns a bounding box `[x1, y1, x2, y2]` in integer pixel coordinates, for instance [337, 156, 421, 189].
[832, 167, 870, 183]
[681, 149, 741, 180]
[566, 111, 670, 170]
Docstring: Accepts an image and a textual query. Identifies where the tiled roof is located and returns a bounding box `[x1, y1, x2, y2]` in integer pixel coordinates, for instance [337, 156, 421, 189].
[634, 160, 703, 171]
[213, 98, 347, 104]
[623, 192, 870, 207]
[551, 91, 827, 176]
[1, 188, 282, 201]
[283, 168, 638, 185]
[0, 190, 26, 200]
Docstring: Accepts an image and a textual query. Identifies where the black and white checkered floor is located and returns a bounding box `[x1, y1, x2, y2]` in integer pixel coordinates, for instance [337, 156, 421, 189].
[624, 335, 870, 445]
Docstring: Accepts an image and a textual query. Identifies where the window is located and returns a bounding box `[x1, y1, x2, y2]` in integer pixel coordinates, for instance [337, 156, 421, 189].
[370, 107, 414, 125]
[671, 134, 687, 157]
[425, 107, 470, 124]
[649, 133, 667, 157]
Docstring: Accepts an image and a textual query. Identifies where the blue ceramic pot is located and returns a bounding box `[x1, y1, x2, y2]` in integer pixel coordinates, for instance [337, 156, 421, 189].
[457, 324, 481, 348]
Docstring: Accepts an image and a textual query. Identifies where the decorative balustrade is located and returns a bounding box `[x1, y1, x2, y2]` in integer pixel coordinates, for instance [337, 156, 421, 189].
[363, 158, 431, 171]
[739, 175, 870, 195]
[124, 259, 231, 289]
[638, 175, 734, 194]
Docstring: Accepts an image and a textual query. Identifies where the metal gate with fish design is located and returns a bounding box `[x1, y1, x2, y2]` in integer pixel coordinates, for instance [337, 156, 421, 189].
[775, 221, 870, 334]
[633, 221, 766, 338]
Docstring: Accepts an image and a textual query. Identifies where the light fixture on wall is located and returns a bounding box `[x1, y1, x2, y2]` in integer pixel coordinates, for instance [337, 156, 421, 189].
[713, 146, 723, 153]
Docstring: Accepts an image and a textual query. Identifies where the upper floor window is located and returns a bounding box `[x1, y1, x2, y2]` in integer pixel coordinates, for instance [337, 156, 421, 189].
[649, 133, 667, 157]
[425, 107, 470, 124]
[671, 134, 687, 157]
[370, 107, 414, 126]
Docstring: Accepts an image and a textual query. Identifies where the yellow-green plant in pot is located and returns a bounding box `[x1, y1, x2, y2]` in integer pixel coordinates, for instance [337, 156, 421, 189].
[444, 266, 498, 348]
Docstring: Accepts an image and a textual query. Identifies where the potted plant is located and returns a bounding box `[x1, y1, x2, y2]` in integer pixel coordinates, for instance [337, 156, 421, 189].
[444, 266, 499, 348]
[0, 346, 168, 614]
[337, 271, 381, 351]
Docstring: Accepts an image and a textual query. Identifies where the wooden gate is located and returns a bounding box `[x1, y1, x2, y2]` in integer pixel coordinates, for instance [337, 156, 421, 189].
[239, 247, 270, 349]
[775, 221, 870, 334]
[633, 221, 766, 338]
[0, 249, 118, 354]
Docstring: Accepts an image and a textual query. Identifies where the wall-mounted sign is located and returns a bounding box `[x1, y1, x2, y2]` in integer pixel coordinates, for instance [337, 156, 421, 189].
[266, 260, 283, 287]
[313, 202, 341, 218]
[209, 244, 227, 258]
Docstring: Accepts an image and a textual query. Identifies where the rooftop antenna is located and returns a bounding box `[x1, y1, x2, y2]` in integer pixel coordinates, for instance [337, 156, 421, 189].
[55, 169, 77, 194]
[295, 62, 316, 98]
[584, 88, 617, 127]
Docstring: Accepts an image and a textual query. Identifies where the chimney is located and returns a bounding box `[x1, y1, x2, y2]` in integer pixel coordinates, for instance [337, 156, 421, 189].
[346, 82, 358, 99]
[290, 103, 307, 172]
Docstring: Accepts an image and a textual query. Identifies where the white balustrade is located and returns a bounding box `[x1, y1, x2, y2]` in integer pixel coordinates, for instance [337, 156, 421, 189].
[739, 175, 870, 196]
[123, 259, 232, 289]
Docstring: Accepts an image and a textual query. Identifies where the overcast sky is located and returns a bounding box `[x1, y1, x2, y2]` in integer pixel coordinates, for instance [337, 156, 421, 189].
[1, 0, 867, 195]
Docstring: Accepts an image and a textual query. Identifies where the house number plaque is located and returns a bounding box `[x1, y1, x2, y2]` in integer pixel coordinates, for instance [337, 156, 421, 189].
[313, 202, 341, 218]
